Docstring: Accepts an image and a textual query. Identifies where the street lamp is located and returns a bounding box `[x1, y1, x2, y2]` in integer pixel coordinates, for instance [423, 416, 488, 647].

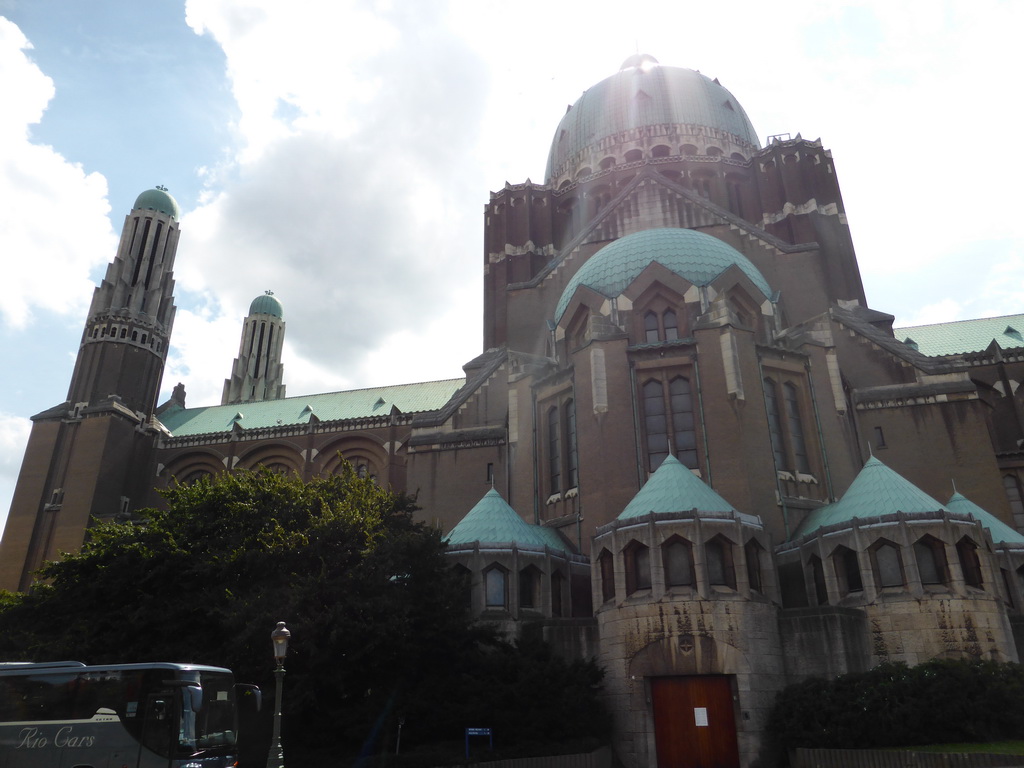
[267, 621, 290, 768]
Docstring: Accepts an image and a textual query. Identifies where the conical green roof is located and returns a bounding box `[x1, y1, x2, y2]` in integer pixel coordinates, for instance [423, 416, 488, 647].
[947, 492, 1024, 546]
[794, 457, 947, 538]
[618, 454, 736, 519]
[445, 489, 571, 553]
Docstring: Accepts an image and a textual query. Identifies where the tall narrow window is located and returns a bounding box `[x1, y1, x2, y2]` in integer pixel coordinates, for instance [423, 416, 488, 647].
[644, 311, 660, 343]
[519, 566, 540, 609]
[484, 566, 508, 608]
[599, 550, 615, 602]
[873, 541, 904, 588]
[669, 377, 698, 470]
[764, 378, 785, 468]
[551, 571, 565, 617]
[663, 310, 679, 341]
[643, 380, 669, 471]
[663, 537, 694, 587]
[833, 546, 863, 594]
[914, 536, 948, 586]
[706, 536, 736, 589]
[625, 542, 651, 594]
[745, 540, 763, 592]
[809, 555, 827, 605]
[547, 406, 561, 493]
[565, 400, 578, 489]
[957, 538, 984, 588]
[784, 383, 811, 474]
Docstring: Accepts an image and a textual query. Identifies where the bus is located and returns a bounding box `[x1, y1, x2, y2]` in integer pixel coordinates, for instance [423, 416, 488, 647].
[0, 662, 259, 768]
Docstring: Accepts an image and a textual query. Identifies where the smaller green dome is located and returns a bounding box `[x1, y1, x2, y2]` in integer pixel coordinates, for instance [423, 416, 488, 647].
[133, 187, 181, 221]
[555, 228, 772, 323]
[249, 291, 284, 319]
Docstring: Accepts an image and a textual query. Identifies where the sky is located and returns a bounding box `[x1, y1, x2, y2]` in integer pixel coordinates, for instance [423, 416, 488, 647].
[1, 0, 1023, 535]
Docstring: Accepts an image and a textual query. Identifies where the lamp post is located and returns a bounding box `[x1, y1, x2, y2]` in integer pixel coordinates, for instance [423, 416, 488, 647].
[267, 621, 290, 768]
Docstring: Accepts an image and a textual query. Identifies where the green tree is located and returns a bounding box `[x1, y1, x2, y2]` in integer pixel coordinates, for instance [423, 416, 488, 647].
[0, 467, 610, 764]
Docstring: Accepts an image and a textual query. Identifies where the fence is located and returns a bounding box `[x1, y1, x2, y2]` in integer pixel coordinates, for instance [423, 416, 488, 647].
[794, 748, 1024, 768]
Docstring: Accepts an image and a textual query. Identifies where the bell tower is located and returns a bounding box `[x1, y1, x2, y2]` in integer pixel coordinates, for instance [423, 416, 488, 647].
[222, 291, 287, 405]
[0, 188, 181, 591]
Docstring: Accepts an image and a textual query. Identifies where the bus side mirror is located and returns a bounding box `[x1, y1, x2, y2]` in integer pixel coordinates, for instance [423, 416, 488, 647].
[186, 685, 203, 712]
[236, 684, 261, 713]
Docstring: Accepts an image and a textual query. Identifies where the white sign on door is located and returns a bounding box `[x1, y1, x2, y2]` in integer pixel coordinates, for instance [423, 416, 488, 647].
[694, 707, 708, 727]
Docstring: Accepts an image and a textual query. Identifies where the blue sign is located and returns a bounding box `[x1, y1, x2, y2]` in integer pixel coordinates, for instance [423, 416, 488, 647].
[465, 726, 494, 758]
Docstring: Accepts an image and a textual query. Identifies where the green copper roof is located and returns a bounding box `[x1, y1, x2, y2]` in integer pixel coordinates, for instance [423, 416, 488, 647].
[555, 228, 772, 323]
[249, 292, 284, 319]
[445, 489, 572, 553]
[896, 314, 1024, 356]
[794, 457, 948, 538]
[619, 454, 737, 519]
[946, 492, 1024, 546]
[159, 379, 463, 436]
[546, 56, 759, 182]
[133, 188, 181, 221]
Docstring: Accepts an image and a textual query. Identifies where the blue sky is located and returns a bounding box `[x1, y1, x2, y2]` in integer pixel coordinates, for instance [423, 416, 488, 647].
[2, 0, 1023, 534]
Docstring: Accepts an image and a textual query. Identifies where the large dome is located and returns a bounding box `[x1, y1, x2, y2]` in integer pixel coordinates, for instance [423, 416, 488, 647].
[133, 187, 181, 221]
[545, 55, 759, 184]
[555, 228, 772, 323]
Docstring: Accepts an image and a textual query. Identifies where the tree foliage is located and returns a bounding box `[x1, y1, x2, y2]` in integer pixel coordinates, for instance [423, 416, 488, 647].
[0, 467, 609, 764]
[763, 658, 1024, 765]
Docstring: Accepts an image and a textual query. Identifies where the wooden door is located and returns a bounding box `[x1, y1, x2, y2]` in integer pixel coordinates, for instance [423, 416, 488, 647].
[650, 675, 739, 768]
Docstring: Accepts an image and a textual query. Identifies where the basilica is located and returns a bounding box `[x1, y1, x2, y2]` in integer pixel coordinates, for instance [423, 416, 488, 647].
[4, 55, 1024, 767]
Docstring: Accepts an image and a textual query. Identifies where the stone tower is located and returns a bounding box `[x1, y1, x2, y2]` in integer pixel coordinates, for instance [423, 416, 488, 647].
[221, 291, 286, 405]
[0, 188, 181, 591]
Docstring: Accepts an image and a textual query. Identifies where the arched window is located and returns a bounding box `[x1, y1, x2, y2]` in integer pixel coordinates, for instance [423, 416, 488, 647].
[547, 405, 560, 494]
[745, 539, 763, 592]
[784, 383, 811, 474]
[957, 537, 984, 588]
[551, 571, 565, 617]
[914, 535, 949, 585]
[624, 149, 643, 163]
[624, 541, 651, 594]
[651, 144, 671, 158]
[663, 310, 679, 341]
[643, 380, 669, 471]
[453, 564, 472, 609]
[644, 311, 660, 343]
[809, 555, 827, 605]
[643, 378, 698, 472]
[706, 536, 736, 589]
[565, 400, 578, 489]
[599, 156, 616, 170]
[599, 549, 615, 602]
[764, 378, 785, 468]
[669, 377, 698, 470]
[519, 565, 541, 609]
[484, 565, 508, 609]
[663, 537, 694, 587]
[832, 545, 863, 595]
[871, 540, 904, 589]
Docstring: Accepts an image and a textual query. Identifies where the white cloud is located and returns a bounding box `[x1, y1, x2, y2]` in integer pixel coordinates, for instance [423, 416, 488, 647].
[0, 17, 117, 330]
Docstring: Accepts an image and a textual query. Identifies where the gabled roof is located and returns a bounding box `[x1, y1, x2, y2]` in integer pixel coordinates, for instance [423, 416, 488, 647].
[618, 454, 737, 519]
[896, 314, 1024, 357]
[794, 456, 947, 538]
[445, 489, 572, 554]
[946, 492, 1024, 546]
[158, 379, 464, 437]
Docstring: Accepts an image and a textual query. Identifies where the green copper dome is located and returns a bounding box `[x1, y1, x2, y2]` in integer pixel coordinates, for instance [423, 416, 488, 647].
[133, 187, 181, 221]
[249, 292, 284, 319]
[545, 56, 760, 182]
[555, 228, 772, 323]
[445, 489, 571, 554]
[619, 454, 736, 519]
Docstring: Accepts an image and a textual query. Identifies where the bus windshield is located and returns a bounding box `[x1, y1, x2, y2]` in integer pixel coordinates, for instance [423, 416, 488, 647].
[0, 662, 250, 768]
